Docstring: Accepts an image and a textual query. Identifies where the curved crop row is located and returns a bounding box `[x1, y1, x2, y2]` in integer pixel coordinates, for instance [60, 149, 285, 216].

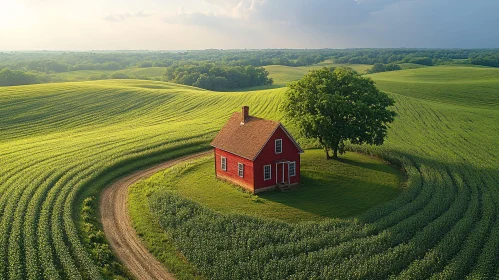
[1, 75, 498, 279]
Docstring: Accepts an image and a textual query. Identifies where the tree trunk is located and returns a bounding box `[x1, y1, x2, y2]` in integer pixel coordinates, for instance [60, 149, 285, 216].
[319, 137, 331, 160]
[332, 147, 339, 159]
[331, 138, 340, 160]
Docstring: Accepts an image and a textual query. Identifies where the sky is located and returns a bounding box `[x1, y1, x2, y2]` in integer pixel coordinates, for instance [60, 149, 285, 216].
[0, 0, 498, 50]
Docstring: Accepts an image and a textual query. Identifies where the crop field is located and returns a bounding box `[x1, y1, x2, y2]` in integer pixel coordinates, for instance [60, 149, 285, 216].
[134, 65, 499, 279]
[368, 65, 499, 109]
[0, 64, 498, 279]
[0, 79, 290, 279]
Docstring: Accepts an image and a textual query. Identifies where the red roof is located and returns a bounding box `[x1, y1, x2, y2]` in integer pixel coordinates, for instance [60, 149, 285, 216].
[210, 112, 304, 160]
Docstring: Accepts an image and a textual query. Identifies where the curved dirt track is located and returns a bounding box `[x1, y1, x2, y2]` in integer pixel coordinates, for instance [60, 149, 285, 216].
[100, 151, 211, 280]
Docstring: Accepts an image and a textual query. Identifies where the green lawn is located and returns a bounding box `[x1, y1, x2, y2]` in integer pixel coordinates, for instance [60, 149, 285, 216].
[133, 150, 402, 223]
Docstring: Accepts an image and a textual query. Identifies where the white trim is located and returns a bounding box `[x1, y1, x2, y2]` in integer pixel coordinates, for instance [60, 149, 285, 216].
[238, 163, 244, 178]
[249, 124, 304, 161]
[275, 162, 288, 184]
[289, 161, 296, 177]
[264, 164, 272, 181]
[221, 156, 227, 171]
[275, 163, 278, 185]
[275, 139, 282, 154]
[279, 124, 305, 154]
[282, 162, 285, 183]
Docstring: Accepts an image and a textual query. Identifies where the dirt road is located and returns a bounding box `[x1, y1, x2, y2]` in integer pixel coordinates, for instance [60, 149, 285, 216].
[100, 151, 210, 280]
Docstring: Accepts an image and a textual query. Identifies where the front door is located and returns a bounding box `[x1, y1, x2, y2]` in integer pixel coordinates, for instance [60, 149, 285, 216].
[276, 162, 288, 184]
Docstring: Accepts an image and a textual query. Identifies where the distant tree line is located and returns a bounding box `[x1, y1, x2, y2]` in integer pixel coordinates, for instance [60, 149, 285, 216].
[3, 50, 499, 75]
[163, 62, 273, 91]
[2, 49, 499, 87]
[469, 55, 499, 67]
[0, 50, 331, 74]
[331, 49, 499, 67]
[367, 63, 402, 74]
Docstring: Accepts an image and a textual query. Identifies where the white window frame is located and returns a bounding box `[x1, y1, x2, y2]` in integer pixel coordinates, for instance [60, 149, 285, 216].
[289, 161, 296, 177]
[238, 163, 244, 178]
[221, 156, 227, 171]
[264, 165, 272, 181]
[275, 139, 282, 154]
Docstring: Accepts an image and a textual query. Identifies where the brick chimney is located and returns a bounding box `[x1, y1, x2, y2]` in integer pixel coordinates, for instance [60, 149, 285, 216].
[241, 106, 249, 124]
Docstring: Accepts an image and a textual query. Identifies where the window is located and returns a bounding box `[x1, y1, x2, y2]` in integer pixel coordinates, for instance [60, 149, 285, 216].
[264, 165, 271, 180]
[289, 161, 296, 177]
[275, 139, 282, 154]
[221, 156, 227, 171]
[238, 163, 244, 178]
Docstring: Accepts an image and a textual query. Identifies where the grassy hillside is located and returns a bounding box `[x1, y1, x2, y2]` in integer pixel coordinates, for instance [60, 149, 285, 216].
[368, 65, 499, 109]
[398, 63, 430, 70]
[54, 67, 168, 81]
[53, 61, 371, 87]
[264, 62, 372, 87]
[0, 64, 498, 279]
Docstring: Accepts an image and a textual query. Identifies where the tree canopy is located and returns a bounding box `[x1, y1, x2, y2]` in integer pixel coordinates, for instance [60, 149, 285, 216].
[367, 63, 402, 74]
[0, 68, 47, 86]
[282, 67, 396, 159]
[163, 62, 273, 91]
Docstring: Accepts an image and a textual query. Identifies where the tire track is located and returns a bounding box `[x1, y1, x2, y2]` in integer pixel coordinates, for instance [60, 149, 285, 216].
[100, 151, 210, 280]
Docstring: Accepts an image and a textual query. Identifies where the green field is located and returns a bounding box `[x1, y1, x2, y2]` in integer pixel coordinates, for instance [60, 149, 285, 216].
[367, 65, 499, 109]
[1, 63, 499, 279]
[264, 61, 372, 87]
[52, 61, 371, 86]
[54, 67, 168, 81]
[398, 63, 430, 70]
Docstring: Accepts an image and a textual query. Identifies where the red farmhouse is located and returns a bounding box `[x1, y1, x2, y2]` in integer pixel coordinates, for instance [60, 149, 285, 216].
[211, 106, 304, 193]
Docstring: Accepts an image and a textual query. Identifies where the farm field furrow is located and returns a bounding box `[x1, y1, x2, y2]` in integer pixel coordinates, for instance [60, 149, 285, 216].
[0, 64, 498, 279]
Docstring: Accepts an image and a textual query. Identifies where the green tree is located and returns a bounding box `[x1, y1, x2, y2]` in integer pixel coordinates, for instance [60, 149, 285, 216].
[282, 67, 396, 159]
[193, 74, 214, 90]
[110, 72, 130, 79]
[0, 68, 40, 86]
[370, 63, 387, 73]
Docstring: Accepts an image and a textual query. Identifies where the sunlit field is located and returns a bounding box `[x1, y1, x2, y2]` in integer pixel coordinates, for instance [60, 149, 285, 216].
[0, 63, 498, 279]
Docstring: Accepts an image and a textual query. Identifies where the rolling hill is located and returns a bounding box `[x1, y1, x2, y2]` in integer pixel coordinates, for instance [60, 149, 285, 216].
[54, 67, 168, 82]
[264, 62, 372, 87]
[0, 64, 498, 279]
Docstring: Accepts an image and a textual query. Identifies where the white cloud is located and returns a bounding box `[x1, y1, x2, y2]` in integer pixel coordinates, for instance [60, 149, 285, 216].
[1, 0, 499, 50]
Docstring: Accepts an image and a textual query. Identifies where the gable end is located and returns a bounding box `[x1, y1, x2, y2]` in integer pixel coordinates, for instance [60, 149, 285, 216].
[252, 124, 304, 161]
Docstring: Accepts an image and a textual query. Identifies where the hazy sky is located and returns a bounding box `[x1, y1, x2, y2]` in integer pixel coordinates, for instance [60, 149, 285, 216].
[1, 0, 498, 50]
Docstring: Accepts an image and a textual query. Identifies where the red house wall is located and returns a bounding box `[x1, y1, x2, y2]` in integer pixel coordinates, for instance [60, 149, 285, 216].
[214, 148, 255, 192]
[253, 126, 301, 190]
